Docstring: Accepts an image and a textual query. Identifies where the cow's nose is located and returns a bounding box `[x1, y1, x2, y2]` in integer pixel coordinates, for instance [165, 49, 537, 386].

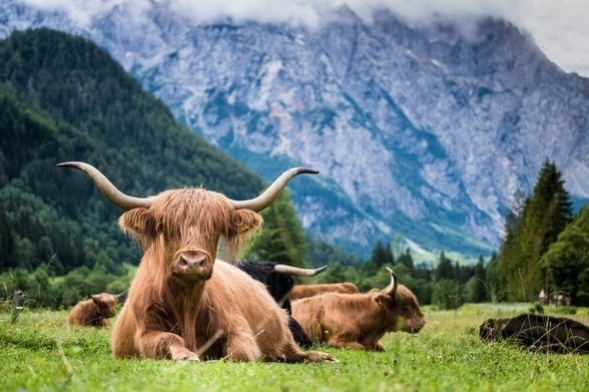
[180, 251, 209, 272]
[180, 253, 208, 268]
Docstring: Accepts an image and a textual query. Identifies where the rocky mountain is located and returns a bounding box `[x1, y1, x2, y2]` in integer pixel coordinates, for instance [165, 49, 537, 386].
[2, 1, 589, 260]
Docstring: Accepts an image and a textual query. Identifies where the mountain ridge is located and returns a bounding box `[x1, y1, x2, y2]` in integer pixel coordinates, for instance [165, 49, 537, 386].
[2, 1, 588, 260]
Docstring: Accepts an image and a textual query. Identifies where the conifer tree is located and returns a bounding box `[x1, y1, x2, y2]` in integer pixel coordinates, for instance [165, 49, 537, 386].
[384, 242, 394, 267]
[435, 251, 454, 281]
[369, 241, 394, 269]
[471, 256, 488, 303]
[370, 241, 386, 269]
[396, 247, 414, 273]
[497, 159, 572, 301]
[540, 205, 589, 305]
[485, 252, 500, 301]
[0, 206, 14, 269]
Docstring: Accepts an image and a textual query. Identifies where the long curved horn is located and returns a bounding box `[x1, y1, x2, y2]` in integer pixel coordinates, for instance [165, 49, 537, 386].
[384, 267, 398, 295]
[229, 167, 318, 211]
[56, 162, 154, 210]
[274, 264, 328, 277]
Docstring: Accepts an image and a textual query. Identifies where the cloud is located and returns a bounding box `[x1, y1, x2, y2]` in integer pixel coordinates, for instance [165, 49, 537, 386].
[18, 0, 589, 76]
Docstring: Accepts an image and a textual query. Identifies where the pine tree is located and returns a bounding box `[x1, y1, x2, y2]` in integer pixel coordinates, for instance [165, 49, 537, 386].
[0, 206, 14, 269]
[370, 241, 386, 269]
[485, 252, 500, 301]
[497, 159, 573, 301]
[471, 256, 488, 303]
[435, 251, 454, 281]
[396, 247, 414, 273]
[540, 205, 589, 305]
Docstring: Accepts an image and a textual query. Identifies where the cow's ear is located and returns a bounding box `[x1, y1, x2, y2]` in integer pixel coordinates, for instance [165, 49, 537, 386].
[119, 208, 157, 241]
[375, 293, 393, 307]
[231, 209, 263, 235]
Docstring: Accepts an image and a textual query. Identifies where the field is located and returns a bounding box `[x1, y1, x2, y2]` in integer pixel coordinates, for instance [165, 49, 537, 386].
[1, 304, 588, 392]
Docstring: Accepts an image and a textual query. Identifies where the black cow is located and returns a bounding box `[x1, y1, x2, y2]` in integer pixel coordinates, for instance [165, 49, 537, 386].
[238, 261, 327, 348]
[479, 313, 589, 354]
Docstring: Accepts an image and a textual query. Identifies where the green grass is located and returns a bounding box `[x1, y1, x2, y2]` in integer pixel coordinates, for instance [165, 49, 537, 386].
[1, 304, 588, 392]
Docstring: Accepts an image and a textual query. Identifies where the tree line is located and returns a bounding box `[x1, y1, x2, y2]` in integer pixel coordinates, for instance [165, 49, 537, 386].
[309, 159, 587, 309]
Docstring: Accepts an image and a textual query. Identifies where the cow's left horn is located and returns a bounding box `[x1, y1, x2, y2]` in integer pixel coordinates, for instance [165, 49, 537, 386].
[56, 162, 155, 210]
[274, 264, 328, 276]
[229, 167, 318, 212]
[384, 267, 398, 295]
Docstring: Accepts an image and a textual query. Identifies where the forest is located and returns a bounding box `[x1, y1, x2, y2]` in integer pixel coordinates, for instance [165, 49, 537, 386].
[0, 28, 588, 311]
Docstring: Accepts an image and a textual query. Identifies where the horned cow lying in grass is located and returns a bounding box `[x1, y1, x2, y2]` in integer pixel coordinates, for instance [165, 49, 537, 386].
[292, 267, 425, 351]
[66, 293, 121, 328]
[58, 161, 334, 363]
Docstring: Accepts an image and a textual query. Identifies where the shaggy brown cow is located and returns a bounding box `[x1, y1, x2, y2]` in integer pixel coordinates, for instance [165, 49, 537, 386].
[58, 161, 334, 363]
[290, 282, 359, 300]
[66, 292, 121, 327]
[292, 268, 425, 351]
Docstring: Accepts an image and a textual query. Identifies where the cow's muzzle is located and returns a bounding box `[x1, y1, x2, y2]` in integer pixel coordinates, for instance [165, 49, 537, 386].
[173, 249, 213, 279]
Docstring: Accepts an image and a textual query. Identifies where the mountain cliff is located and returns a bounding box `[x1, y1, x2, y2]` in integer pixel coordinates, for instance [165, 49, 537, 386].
[2, 1, 588, 260]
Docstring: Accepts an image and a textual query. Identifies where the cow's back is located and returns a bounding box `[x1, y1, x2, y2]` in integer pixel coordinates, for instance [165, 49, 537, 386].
[291, 295, 335, 343]
[66, 301, 90, 326]
[291, 282, 359, 300]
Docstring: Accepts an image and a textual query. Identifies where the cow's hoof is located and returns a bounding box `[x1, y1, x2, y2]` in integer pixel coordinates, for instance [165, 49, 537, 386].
[171, 347, 200, 362]
[306, 351, 338, 363]
[176, 353, 200, 362]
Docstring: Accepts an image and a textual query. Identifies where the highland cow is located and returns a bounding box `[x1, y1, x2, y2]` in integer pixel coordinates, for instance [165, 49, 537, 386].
[66, 292, 121, 327]
[292, 268, 425, 351]
[58, 161, 334, 362]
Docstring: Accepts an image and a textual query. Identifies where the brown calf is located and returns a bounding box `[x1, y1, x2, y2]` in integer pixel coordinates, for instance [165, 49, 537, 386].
[58, 162, 334, 362]
[292, 268, 425, 351]
[290, 282, 359, 300]
[66, 292, 120, 327]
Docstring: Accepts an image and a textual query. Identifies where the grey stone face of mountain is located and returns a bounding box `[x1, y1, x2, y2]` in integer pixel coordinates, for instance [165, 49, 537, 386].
[2, 3, 588, 258]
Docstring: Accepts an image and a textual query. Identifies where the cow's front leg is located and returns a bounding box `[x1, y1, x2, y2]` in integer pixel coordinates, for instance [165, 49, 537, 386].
[328, 331, 371, 351]
[224, 330, 262, 361]
[138, 331, 200, 361]
[281, 342, 336, 363]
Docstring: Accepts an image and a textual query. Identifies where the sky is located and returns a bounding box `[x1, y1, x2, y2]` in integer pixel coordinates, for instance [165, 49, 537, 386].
[19, 0, 589, 77]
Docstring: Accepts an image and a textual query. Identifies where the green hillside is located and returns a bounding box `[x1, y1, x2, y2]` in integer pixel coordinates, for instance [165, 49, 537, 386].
[0, 28, 267, 274]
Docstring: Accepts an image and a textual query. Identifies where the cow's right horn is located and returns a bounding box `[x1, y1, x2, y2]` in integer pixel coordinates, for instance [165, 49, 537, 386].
[274, 264, 328, 276]
[384, 267, 398, 295]
[229, 167, 318, 212]
[56, 162, 154, 210]
[115, 289, 129, 298]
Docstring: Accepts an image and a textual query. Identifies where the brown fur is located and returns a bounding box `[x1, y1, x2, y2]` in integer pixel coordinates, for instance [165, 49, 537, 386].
[292, 284, 425, 351]
[111, 188, 333, 362]
[290, 282, 360, 300]
[66, 293, 119, 327]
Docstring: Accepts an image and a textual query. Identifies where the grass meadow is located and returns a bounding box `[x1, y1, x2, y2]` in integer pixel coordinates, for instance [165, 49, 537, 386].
[1, 303, 588, 392]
